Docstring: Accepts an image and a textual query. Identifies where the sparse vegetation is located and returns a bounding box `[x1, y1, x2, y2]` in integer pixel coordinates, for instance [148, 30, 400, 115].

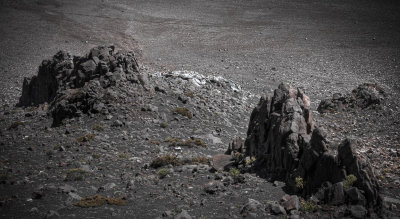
[160, 122, 168, 128]
[344, 174, 357, 189]
[172, 107, 193, 119]
[187, 156, 210, 165]
[118, 152, 129, 159]
[295, 176, 304, 189]
[92, 153, 101, 159]
[165, 137, 206, 148]
[229, 168, 240, 178]
[151, 155, 211, 168]
[148, 139, 161, 145]
[245, 156, 257, 166]
[93, 124, 104, 131]
[8, 121, 24, 130]
[73, 195, 126, 208]
[106, 197, 126, 206]
[65, 168, 87, 181]
[158, 168, 169, 179]
[300, 199, 317, 212]
[150, 154, 181, 168]
[73, 195, 105, 207]
[76, 133, 95, 142]
[229, 168, 244, 183]
[184, 91, 194, 98]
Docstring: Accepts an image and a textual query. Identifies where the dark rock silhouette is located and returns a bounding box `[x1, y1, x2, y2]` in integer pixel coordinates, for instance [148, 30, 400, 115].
[17, 46, 140, 126]
[244, 83, 381, 212]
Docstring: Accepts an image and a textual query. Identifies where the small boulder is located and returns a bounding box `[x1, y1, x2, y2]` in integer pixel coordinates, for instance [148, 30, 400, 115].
[241, 198, 263, 214]
[281, 195, 300, 211]
[211, 154, 234, 171]
[203, 181, 225, 194]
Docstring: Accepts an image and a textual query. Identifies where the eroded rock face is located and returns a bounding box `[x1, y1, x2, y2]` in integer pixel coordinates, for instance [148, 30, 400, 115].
[17, 45, 139, 107]
[245, 83, 314, 177]
[17, 51, 74, 107]
[17, 46, 141, 126]
[244, 83, 381, 211]
[318, 83, 387, 113]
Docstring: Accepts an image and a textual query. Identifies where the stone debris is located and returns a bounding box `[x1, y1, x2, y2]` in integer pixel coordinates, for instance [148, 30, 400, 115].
[318, 83, 387, 113]
[3, 45, 397, 218]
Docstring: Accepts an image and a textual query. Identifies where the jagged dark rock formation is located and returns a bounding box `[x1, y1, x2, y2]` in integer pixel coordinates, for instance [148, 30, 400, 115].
[318, 83, 387, 113]
[17, 46, 141, 126]
[244, 83, 381, 213]
[17, 51, 74, 107]
[245, 83, 314, 176]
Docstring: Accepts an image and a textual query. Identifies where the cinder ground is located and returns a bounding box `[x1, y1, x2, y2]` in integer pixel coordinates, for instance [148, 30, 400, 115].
[1, 0, 399, 104]
[0, 0, 399, 218]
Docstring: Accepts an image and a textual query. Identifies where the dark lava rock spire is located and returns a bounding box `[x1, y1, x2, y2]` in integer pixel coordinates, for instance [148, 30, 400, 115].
[245, 83, 314, 177]
[16, 46, 141, 126]
[244, 83, 381, 213]
[17, 45, 140, 107]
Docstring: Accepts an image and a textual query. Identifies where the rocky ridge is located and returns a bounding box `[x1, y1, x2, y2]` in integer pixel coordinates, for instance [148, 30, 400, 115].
[235, 83, 382, 217]
[0, 46, 399, 218]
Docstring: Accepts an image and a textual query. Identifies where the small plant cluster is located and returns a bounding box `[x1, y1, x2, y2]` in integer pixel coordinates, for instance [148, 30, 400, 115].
[157, 168, 169, 179]
[245, 156, 257, 166]
[150, 154, 181, 168]
[65, 168, 87, 181]
[165, 137, 206, 148]
[172, 107, 193, 119]
[295, 176, 304, 189]
[76, 133, 95, 142]
[184, 91, 195, 98]
[229, 168, 244, 183]
[73, 195, 126, 208]
[344, 174, 357, 189]
[118, 152, 129, 159]
[93, 124, 104, 131]
[160, 122, 168, 128]
[300, 199, 317, 212]
[229, 168, 240, 178]
[150, 154, 210, 168]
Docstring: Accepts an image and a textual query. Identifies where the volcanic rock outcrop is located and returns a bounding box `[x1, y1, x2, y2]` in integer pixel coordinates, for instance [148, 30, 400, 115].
[17, 46, 141, 126]
[243, 83, 381, 213]
[318, 83, 387, 113]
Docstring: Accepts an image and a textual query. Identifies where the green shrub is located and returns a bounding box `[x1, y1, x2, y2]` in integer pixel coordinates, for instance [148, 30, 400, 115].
[245, 156, 257, 166]
[93, 124, 104, 131]
[158, 168, 169, 179]
[295, 176, 304, 189]
[118, 152, 129, 159]
[344, 174, 357, 189]
[300, 199, 317, 212]
[160, 122, 168, 128]
[229, 168, 240, 178]
[65, 168, 87, 181]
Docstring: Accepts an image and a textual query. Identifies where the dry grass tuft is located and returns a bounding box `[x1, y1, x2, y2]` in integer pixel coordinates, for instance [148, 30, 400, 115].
[76, 133, 95, 142]
[73, 195, 126, 208]
[172, 107, 193, 119]
[150, 154, 181, 168]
